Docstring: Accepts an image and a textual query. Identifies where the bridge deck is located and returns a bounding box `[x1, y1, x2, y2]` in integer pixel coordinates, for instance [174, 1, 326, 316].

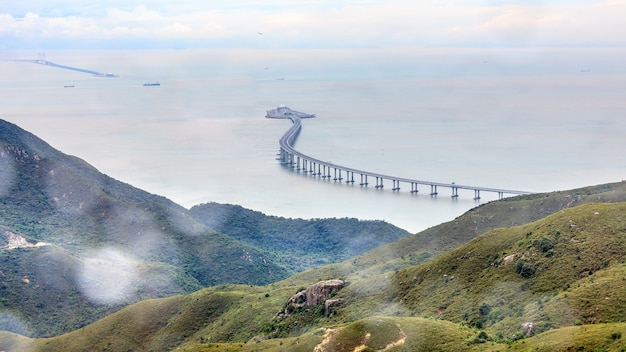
[271, 112, 532, 199]
[1, 57, 117, 77]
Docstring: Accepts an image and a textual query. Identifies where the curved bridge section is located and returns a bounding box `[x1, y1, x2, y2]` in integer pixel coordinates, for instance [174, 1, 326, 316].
[267, 106, 532, 200]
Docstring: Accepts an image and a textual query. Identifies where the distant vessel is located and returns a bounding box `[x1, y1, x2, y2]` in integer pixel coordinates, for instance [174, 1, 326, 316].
[266, 105, 315, 119]
[143, 82, 160, 86]
[94, 73, 118, 77]
[63, 85, 75, 88]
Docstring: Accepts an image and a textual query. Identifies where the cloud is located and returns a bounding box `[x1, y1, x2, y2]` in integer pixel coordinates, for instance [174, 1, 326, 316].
[0, 1, 625, 48]
[76, 247, 139, 305]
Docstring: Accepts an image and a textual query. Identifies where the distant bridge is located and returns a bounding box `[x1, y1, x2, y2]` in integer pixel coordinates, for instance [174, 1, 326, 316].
[268, 107, 533, 200]
[0, 52, 118, 77]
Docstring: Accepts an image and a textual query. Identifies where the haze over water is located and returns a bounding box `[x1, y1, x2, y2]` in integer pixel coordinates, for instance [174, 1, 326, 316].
[1, 48, 625, 233]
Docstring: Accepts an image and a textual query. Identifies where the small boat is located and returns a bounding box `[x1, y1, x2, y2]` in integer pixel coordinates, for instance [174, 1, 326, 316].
[63, 85, 75, 88]
[94, 73, 118, 77]
[143, 82, 160, 86]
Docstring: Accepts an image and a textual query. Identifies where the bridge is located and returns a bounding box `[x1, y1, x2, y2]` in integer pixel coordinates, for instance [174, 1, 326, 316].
[267, 106, 533, 200]
[0, 52, 118, 77]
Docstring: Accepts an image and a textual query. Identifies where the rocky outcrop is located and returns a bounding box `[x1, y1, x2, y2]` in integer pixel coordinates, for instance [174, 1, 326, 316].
[520, 322, 536, 337]
[281, 279, 345, 316]
[0, 227, 42, 250]
[324, 298, 344, 315]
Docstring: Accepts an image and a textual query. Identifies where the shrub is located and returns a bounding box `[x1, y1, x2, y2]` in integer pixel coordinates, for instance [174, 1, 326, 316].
[479, 302, 491, 317]
[536, 236, 555, 253]
[516, 258, 536, 278]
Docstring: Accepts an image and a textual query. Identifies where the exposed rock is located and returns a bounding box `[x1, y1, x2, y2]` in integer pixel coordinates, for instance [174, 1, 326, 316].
[502, 254, 516, 265]
[520, 322, 536, 337]
[324, 298, 344, 315]
[0, 227, 43, 250]
[282, 279, 345, 315]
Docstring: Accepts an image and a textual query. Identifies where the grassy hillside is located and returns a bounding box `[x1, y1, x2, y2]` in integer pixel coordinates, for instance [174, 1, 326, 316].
[393, 202, 626, 336]
[350, 181, 626, 275]
[6, 200, 626, 351]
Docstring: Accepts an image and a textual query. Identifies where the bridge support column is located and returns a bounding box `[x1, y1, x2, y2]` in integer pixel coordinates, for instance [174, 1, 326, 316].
[474, 189, 481, 200]
[392, 180, 400, 191]
[430, 185, 438, 196]
[375, 177, 383, 189]
[333, 168, 343, 181]
[360, 174, 368, 186]
[410, 183, 418, 193]
[322, 165, 328, 178]
[346, 171, 354, 184]
[452, 187, 459, 198]
[296, 157, 301, 171]
[498, 192, 504, 200]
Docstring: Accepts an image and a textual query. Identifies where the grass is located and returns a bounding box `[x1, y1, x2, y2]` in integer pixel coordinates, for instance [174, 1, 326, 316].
[485, 323, 626, 351]
[4, 201, 626, 351]
[390, 202, 626, 337]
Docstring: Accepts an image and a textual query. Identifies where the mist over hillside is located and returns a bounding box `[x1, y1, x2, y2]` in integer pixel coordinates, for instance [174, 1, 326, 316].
[3, 181, 626, 351]
[0, 119, 409, 337]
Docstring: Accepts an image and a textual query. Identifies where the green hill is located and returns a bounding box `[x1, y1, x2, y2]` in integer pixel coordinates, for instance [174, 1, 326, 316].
[0, 119, 410, 338]
[189, 202, 409, 273]
[393, 202, 626, 334]
[5, 188, 626, 351]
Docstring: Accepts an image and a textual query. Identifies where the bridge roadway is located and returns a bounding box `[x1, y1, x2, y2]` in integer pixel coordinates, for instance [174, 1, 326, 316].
[271, 114, 533, 200]
[0, 57, 117, 77]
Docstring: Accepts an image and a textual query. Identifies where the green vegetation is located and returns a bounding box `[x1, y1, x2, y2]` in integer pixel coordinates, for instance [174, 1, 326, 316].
[4, 119, 626, 351]
[4, 199, 626, 351]
[0, 119, 411, 337]
[189, 203, 409, 273]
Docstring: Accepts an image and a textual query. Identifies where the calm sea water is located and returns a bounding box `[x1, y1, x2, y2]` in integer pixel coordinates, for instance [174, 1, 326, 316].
[1, 48, 625, 233]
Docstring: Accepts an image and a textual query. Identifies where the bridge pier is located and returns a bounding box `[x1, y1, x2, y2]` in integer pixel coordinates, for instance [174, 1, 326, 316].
[375, 177, 383, 189]
[451, 187, 459, 198]
[333, 168, 343, 181]
[410, 182, 418, 193]
[360, 174, 368, 186]
[474, 189, 481, 200]
[392, 180, 400, 191]
[430, 185, 438, 196]
[498, 192, 504, 200]
[345, 171, 355, 184]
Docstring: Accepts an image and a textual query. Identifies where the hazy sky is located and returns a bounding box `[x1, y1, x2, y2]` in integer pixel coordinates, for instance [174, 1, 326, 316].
[1, 0, 625, 49]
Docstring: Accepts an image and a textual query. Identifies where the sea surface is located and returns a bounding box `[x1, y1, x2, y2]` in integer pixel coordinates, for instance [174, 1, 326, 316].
[1, 48, 625, 233]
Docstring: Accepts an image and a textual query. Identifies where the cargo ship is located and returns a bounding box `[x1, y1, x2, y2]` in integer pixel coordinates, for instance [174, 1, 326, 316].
[265, 105, 315, 119]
